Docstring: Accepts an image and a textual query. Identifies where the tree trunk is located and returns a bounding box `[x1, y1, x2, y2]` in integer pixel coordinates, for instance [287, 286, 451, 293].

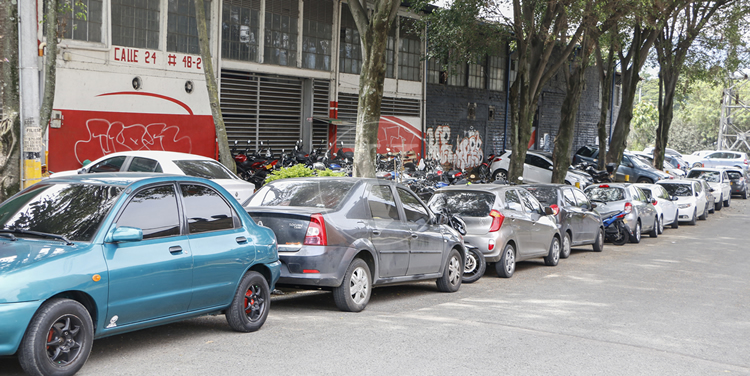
[40, 0, 58, 138]
[507, 66, 536, 184]
[194, 0, 235, 172]
[1, 0, 21, 201]
[350, 0, 400, 178]
[606, 25, 659, 172]
[594, 37, 616, 171]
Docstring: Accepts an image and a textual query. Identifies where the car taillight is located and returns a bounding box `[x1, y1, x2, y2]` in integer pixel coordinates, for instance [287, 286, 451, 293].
[599, 184, 610, 188]
[493, 157, 502, 162]
[652, 200, 658, 206]
[304, 214, 327, 245]
[488, 239, 495, 251]
[624, 202, 633, 213]
[550, 204, 560, 215]
[744, 159, 748, 165]
[489, 209, 505, 232]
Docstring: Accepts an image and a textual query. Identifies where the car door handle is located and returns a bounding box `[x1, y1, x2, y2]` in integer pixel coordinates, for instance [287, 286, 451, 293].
[411, 234, 419, 239]
[236, 236, 247, 244]
[169, 246, 183, 254]
[372, 230, 381, 236]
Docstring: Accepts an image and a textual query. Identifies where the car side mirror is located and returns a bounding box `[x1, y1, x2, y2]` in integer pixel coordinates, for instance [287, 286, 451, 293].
[77, 167, 87, 174]
[548, 166, 553, 170]
[107, 226, 143, 243]
[544, 206, 554, 216]
[650, 198, 657, 204]
[709, 188, 715, 192]
[670, 196, 678, 201]
[695, 192, 700, 197]
[591, 203, 598, 209]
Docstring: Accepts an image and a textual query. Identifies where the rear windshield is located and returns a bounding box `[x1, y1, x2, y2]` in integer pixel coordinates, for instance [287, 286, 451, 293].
[0, 183, 123, 242]
[246, 180, 356, 209]
[174, 160, 236, 180]
[726, 171, 742, 180]
[687, 170, 720, 183]
[524, 186, 558, 206]
[577, 146, 597, 158]
[428, 191, 495, 217]
[660, 183, 692, 197]
[585, 187, 625, 202]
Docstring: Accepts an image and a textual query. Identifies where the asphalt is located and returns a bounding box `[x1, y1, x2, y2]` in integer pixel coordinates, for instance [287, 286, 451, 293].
[2, 197, 749, 375]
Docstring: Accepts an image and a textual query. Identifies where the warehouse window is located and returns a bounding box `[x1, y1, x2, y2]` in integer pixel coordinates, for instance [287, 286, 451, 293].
[112, 0, 160, 49]
[398, 18, 421, 82]
[339, 4, 361, 74]
[168, 0, 211, 54]
[222, 0, 261, 62]
[264, 0, 299, 67]
[468, 59, 485, 89]
[487, 55, 505, 91]
[61, 0, 103, 43]
[302, 0, 333, 71]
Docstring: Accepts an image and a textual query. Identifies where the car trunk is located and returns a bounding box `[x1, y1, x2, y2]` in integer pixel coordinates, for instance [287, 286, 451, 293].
[246, 207, 333, 251]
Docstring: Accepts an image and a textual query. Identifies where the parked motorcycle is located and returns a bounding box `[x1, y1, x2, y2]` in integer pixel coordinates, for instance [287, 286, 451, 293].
[601, 210, 629, 246]
[435, 207, 486, 283]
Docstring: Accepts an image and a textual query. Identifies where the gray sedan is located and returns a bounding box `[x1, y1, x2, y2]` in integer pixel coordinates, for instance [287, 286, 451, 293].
[584, 183, 659, 243]
[428, 184, 561, 279]
[244, 177, 465, 312]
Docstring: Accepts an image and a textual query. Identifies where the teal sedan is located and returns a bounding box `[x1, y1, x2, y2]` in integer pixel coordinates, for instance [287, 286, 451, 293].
[0, 173, 280, 376]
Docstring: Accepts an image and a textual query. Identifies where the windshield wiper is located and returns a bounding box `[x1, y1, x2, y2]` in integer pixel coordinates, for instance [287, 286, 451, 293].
[0, 232, 17, 241]
[0, 229, 73, 245]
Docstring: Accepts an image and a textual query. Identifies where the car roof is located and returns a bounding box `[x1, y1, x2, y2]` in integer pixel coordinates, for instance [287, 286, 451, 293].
[92, 150, 216, 162]
[42, 172, 203, 187]
[688, 167, 723, 172]
[434, 183, 515, 193]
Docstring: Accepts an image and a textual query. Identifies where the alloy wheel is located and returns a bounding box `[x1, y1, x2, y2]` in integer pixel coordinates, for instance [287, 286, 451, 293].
[243, 284, 267, 322]
[349, 266, 370, 305]
[45, 315, 85, 367]
[448, 255, 461, 286]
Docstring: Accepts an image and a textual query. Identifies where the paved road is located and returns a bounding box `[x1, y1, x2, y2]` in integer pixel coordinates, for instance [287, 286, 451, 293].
[3, 198, 750, 375]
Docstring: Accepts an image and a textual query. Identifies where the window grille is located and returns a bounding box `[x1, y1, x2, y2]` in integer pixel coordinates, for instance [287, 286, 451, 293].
[167, 0, 211, 54]
[222, 0, 261, 61]
[264, 0, 299, 67]
[112, 0, 160, 49]
[302, 0, 333, 71]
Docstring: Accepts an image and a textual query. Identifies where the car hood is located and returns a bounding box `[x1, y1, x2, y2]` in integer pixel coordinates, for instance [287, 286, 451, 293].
[0, 239, 81, 274]
[214, 179, 255, 203]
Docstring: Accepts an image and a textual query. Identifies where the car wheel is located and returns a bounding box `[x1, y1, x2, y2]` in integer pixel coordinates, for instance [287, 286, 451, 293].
[688, 208, 697, 225]
[715, 195, 722, 211]
[724, 195, 730, 207]
[226, 271, 270, 332]
[637, 177, 653, 184]
[649, 217, 659, 238]
[658, 215, 665, 234]
[561, 232, 571, 259]
[461, 247, 486, 284]
[630, 221, 642, 243]
[544, 236, 561, 266]
[436, 249, 463, 292]
[692, 162, 702, 168]
[592, 228, 604, 252]
[492, 168, 508, 182]
[333, 258, 372, 312]
[699, 204, 708, 220]
[742, 188, 747, 199]
[671, 210, 679, 229]
[495, 244, 516, 278]
[18, 299, 94, 376]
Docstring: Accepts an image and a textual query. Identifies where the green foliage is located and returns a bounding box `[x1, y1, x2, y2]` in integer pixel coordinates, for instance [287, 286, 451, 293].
[628, 101, 658, 151]
[264, 164, 346, 184]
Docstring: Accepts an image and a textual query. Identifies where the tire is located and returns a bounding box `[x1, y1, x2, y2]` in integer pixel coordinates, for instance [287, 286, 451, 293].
[561, 232, 572, 259]
[544, 236, 561, 266]
[657, 215, 664, 234]
[18, 298, 94, 376]
[637, 177, 653, 184]
[592, 228, 604, 252]
[699, 204, 708, 220]
[436, 249, 463, 292]
[649, 217, 659, 238]
[671, 211, 679, 229]
[612, 222, 629, 246]
[495, 244, 516, 278]
[692, 162, 702, 168]
[629, 221, 642, 243]
[741, 188, 747, 199]
[724, 195, 730, 207]
[333, 258, 372, 312]
[461, 247, 486, 284]
[226, 271, 270, 332]
[715, 195, 722, 211]
[492, 168, 508, 182]
[688, 208, 697, 225]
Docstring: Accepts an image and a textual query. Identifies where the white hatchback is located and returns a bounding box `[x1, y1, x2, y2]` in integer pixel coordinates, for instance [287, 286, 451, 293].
[686, 168, 732, 210]
[657, 180, 709, 225]
[50, 151, 255, 203]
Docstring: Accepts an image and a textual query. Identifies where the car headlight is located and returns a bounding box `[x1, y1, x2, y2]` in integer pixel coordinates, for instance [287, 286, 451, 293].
[677, 203, 691, 209]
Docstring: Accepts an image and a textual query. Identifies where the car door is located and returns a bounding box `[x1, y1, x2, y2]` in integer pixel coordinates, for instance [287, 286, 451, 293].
[181, 183, 253, 311]
[657, 185, 677, 225]
[632, 186, 656, 230]
[517, 189, 548, 256]
[502, 189, 529, 256]
[525, 154, 552, 183]
[703, 152, 723, 169]
[127, 157, 164, 173]
[104, 183, 193, 326]
[396, 188, 443, 275]
[367, 184, 410, 277]
[560, 188, 584, 244]
[616, 156, 637, 182]
[721, 171, 731, 198]
[572, 188, 599, 243]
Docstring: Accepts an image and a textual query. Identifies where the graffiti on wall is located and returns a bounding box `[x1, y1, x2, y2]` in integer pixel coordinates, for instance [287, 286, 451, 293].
[425, 125, 483, 169]
[74, 119, 193, 164]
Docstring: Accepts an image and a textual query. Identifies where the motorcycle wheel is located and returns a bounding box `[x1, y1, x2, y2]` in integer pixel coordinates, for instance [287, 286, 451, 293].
[612, 222, 628, 246]
[462, 247, 486, 284]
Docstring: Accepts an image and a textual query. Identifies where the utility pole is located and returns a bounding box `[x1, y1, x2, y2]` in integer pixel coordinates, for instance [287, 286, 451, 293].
[18, 0, 43, 188]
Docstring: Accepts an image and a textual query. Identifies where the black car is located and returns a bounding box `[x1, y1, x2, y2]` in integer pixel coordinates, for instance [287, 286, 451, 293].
[243, 177, 465, 312]
[525, 184, 604, 257]
[725, 167, 749, 199]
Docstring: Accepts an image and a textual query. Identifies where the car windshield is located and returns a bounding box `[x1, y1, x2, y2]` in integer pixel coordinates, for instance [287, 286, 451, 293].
[523, 187, 557, 206]
[585, 187, 624, 202]
[727, 171, 743, 180]
[0, 183, 123, 242]
[428, 191, 495, 217]
[687, 170, 720, 183]
[246, 180, 356, 209]
[630, 156, 652, 169]
[173, 160, 236, 180]
[660, 183, 692, 197]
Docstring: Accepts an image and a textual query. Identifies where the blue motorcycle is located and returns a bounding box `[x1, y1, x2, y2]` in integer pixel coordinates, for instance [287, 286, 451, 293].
[602, 210, 629, 246]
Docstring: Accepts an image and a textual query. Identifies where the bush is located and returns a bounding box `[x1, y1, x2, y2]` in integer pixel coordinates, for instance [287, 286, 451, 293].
[264, 165, 347, 184]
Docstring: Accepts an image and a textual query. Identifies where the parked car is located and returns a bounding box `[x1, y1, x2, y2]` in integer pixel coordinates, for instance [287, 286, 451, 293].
[489, 150, 592, 187]
[572, 147, 671, 183]
[697, 179, 717, 214]
[639, 148, 688, 172]
[682, 150, 714, 169]
[698, 150, 750, 171]
[637, 183, 680, 232]
[686, 168, 732, 210]
[631, 152, 685, 178]
[524, 184, 605, 257]
[50, 150, 256, 204]
[427, 185, 561, 280]
[657, 179, 710, 225]
[0, 174, 281, 376]
[584, 183, 659, 243]
[724, 167, 749, 199]
[244, 177, 465, 312]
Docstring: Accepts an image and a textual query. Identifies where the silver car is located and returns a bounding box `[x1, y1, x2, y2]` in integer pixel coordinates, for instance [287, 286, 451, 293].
[584, 183, 659, 243]
[428, 185, 561, 279]
[699, 150, 750, 171]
